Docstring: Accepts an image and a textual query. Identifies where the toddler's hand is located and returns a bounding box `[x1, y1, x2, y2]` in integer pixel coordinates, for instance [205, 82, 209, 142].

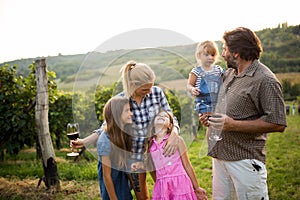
[191, 87, 200, 96]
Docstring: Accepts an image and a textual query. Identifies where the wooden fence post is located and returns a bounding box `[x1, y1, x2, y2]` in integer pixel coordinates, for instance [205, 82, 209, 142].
[35, 59, 60, 190]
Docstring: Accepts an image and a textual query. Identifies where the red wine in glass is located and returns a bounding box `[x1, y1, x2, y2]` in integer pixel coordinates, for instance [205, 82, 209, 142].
[67, 123, 80, 156]
[67, 132, 79, 140]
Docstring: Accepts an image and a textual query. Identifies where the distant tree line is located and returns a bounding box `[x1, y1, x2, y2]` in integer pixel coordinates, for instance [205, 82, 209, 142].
[2, 24, 299, 82]
[257, 24, 300, 73]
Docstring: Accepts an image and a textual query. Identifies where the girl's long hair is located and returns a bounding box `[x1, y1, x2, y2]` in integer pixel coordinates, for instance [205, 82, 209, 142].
[103, 96, 132, 169]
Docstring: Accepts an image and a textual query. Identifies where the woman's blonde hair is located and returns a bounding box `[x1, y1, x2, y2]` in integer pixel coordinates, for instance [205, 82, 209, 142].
[120, 60, 156, 97]
[195, 40, 220, 65]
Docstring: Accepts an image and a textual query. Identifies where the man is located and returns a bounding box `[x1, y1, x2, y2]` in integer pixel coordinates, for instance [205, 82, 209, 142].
[200, 27, 287, 200]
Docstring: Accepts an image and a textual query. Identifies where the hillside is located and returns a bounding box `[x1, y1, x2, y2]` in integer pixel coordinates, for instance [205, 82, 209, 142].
[1, 24, 299, 91]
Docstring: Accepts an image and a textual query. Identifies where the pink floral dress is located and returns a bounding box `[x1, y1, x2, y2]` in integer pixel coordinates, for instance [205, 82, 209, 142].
[150, 134, 197, 200]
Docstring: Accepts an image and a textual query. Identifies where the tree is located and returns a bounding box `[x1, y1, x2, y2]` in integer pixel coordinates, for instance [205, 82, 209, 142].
[35, 59, 60, 190]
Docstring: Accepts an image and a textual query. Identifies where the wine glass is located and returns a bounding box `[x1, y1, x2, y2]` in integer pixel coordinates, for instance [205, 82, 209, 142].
[208, 115, 223, 141]
[66, 123, 80, 156]
[198, 101, 223, 141]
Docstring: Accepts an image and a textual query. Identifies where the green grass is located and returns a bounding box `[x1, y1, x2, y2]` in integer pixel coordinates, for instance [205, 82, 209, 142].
[267, 114, 300, 199]
[0, 114, 299, 199]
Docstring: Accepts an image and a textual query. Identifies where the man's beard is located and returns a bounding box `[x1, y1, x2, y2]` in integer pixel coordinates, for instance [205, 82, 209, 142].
[225, 54, 238, 70]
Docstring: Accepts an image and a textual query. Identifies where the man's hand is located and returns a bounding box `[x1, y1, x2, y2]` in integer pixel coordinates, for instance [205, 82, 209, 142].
[199, 113, 228, 129]
[199, 113, 210, 127]
[208, 114, 226, 131]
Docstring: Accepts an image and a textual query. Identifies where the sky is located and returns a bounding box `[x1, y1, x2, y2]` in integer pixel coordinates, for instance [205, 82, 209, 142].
[0, 0, 299, 63]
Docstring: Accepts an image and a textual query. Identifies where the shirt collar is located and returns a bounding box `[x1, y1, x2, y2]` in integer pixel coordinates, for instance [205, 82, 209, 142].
[235, 59, 259, 78]
[152, 134, 170, 146]
[129, 91, 151, 102]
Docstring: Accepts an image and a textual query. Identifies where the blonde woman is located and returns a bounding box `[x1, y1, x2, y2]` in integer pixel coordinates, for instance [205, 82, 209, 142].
[73, 60, 180, 200]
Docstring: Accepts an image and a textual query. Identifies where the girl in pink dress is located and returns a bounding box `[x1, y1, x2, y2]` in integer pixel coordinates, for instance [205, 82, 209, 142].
[131, 110, 208, 200]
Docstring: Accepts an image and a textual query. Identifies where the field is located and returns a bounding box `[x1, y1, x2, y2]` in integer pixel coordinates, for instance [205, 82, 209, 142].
[276, 72, 300, 85]
[0, 114, 299, 200]
[58, 69, 300, 92]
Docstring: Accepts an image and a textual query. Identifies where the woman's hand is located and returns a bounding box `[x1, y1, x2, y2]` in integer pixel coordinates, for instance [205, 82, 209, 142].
[163, 128, 179, 157]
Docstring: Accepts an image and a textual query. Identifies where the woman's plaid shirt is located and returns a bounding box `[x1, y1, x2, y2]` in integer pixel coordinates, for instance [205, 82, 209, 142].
[95, 86, 178, 161]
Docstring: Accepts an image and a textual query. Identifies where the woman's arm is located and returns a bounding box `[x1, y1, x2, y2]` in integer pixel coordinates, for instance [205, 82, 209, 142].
[102, 156, 118, 200]
[163, 74, 198, 156]
[157, 87, 180, 156]
[178, 137, 207, 200]
[163, 129, 179, 156]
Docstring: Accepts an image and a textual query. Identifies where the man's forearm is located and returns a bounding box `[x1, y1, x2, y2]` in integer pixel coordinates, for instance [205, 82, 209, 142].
[225, 117, 286, 133]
